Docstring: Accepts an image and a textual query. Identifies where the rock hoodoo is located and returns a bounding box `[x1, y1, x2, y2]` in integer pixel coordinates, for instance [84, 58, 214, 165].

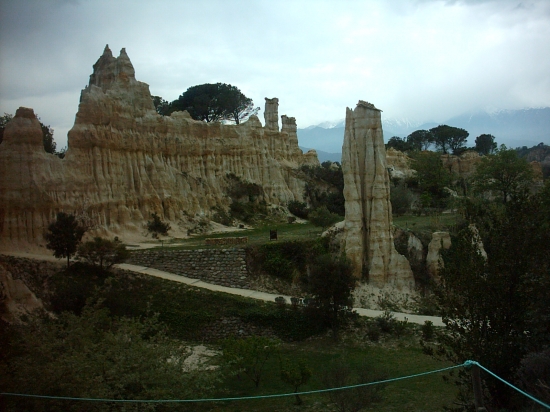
[0, 47, 318, 249]
[264, 98, 279, 131]
[341, 101, 414, 289]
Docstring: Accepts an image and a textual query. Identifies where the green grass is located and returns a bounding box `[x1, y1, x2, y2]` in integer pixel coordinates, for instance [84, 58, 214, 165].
[211, 340, 457, 411]
[151, 222, 324, 250]
[42, 263, 459, 411]
[393, 212, 460, 233]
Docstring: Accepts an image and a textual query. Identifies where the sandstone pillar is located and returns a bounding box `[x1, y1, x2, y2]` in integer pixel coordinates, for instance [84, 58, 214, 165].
[341, 101, 414, 289]
[264, 98, 279, 131]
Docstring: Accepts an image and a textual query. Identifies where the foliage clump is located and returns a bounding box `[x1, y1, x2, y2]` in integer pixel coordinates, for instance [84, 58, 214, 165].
[45, 212, 87, 267]
[0, 304, 221, 411]
[146, 212, 171, 238]
[77, 236, 129, 270]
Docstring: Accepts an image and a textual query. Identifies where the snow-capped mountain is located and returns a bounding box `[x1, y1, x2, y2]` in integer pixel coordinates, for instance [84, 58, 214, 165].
[297, 108, 550, 154]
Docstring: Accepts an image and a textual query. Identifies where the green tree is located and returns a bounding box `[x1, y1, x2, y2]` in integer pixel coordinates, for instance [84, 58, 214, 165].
[147, 212, 171, 238]
[472, 145, 535, 204]
[0, 113, 13, 145]
[151, 95, 171, 116]
[0, 304, 220, 411]
[279, 358, 312, 405]
[428, 183, 550, 409]
[430, 125, 469, 155]
[410, 151, 453, 211]
[308, 206, 342, 229]
[39, 118, 56, 154]
[385, 136, 411, 152]
[390, 182, 414, 216]
[306, 254, 356, 339]
[45, 212, 87, 267]
[222, 336, 280, 388]
[171, 83, 256, 124]
[475, 133, 497, 155]
[406, 129, 434, 151]
[217, 83, 258, 124]
[77, 237, 130, 270]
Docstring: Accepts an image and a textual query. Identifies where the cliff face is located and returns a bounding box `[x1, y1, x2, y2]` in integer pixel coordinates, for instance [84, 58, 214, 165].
[341, 101, 414, 289]
[0, 46, 318, 248]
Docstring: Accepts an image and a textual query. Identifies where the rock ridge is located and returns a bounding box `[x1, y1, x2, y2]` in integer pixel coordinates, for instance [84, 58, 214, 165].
[0, 46, 319, 248]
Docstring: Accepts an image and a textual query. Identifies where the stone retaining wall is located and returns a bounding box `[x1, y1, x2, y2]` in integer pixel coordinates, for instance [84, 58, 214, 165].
[128, 248, 250, 289]
[205, 237, 248, 246]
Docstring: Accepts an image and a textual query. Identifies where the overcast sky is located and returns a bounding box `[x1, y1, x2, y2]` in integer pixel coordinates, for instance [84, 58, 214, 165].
[1, 0, 549, 149]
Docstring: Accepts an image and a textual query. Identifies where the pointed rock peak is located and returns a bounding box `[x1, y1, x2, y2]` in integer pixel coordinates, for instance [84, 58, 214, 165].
[103, 44, 113, 56]
[116, 47, 135, 78]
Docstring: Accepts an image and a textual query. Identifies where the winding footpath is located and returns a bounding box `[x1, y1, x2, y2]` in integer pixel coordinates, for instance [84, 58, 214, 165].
[2, 252, 444, 327]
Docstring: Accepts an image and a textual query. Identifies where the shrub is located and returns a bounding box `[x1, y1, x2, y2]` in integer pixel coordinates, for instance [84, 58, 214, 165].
[287, 200, 309, 219]
[77, 237, 129, 270]
[390, 183, 415, 216]
[308, 206, 342, 229]
[375, 310, 396, 334]
[146, 213, 170, 238]
[421, 320, 434, 341]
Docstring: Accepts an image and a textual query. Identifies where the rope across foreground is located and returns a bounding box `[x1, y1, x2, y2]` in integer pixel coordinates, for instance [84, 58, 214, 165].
[1, 360, 549, 408]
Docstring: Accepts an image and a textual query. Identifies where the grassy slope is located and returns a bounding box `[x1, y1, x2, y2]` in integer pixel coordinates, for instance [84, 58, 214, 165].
[47, 214, 460, 410]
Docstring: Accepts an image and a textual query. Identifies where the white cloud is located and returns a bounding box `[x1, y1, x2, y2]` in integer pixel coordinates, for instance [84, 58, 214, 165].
[1, 0, 549, 148]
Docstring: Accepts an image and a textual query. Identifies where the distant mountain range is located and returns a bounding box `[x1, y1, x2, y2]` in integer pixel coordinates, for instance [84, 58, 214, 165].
[297, 107, 550, 158]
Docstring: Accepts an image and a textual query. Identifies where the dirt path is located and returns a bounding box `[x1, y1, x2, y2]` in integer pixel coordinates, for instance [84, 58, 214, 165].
[1, 251, 444, 326]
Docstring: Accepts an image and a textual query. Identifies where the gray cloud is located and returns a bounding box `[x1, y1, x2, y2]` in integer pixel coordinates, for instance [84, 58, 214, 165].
[1, 0, 549, 149]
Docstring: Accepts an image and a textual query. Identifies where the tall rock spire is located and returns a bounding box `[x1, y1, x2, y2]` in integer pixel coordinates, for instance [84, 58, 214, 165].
[264, 98, 279, 131]
[341, 101, 414, 289]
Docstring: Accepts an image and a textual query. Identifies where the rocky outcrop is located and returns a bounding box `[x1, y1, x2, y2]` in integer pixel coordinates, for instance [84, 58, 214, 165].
[440, 151, 481, 178]
[426, 231, 452, 278]
[0, 262, 44, 323]
[264, 98, 279, 131]
[341, 101, 414, 289]
[386, 148, 414, 180]
[0, 46, 319, 249]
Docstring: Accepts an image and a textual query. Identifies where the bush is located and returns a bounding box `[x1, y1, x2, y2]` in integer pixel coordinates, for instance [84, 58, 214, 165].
[308, 206, 342, 229]
[375, 310, 397, 334]
[287, 200, 309, 219]
[421, 320, 434, 341]
[390, 183, 415, 216]
[146, 213, 170, 238]
[77, 237, 129, 270]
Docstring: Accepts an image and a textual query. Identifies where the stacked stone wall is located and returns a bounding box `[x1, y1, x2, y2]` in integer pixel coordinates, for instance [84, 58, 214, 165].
[204, 237, 248, 246]
[128, 248, 250, 289]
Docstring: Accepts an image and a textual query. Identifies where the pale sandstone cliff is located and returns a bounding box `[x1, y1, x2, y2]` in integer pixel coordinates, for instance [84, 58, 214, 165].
[341, 101, 414, 289]
[385, 148, 414, 180]
[440, 151, 481, 178]
[0, 46, 318, 249]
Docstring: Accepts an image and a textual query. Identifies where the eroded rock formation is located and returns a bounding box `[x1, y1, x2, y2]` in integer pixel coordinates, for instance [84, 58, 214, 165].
[264, 98, 279, 131]
[440, 151, 481, 178]
[0, 46, 318, 249]
[386, 148, 415, 180]
[341, 101, 414, 289]
[0, 262, 44, 323]
[426, 231, 452, 278]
